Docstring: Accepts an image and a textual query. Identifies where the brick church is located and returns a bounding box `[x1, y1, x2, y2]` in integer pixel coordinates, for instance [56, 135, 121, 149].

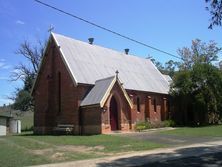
[32, 33, 171, 135]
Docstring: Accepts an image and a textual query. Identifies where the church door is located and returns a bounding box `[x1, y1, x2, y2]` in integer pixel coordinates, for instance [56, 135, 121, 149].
[110, 96, 118, 130]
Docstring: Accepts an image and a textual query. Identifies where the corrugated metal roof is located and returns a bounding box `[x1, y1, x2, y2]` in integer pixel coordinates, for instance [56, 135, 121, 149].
[80, 76, 133, 108]
[162, 74, 173, 84]
[80, 76, 115, 107]
[52, 33, 170, 94]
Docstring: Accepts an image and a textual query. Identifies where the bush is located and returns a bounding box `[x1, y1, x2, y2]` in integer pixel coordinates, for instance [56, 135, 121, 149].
[135, 120, 176, 131]
[163, 119, 176, 127]
[135, 121, 151, 131]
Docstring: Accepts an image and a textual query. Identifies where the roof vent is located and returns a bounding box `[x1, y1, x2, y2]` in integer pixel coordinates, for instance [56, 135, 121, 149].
[88, 38, 94, 44]
[124, 48, 129, 55]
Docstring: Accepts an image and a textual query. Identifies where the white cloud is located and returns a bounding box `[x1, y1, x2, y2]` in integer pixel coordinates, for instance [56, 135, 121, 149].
[0, 62, 6, 68]
[16, 20, 25, 25]
[2, 65, 11, 69]
[0, 59, 11, 70]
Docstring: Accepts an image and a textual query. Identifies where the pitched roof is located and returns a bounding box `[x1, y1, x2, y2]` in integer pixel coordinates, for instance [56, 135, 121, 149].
[162, 74, 173, 84]
[80, 76, 133, 108]
[51, 33, 170, 94]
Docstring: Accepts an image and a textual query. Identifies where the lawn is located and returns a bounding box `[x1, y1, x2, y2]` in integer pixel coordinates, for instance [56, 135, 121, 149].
[16, 111, 34, 131]
[161, 125, 222, 137]
[0, 133, 163, 167]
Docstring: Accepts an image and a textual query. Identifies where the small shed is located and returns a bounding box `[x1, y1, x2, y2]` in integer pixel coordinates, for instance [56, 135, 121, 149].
[0, 113, 12, 136]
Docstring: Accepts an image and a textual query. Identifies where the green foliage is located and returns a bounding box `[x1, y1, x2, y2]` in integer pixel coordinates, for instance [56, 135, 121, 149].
[170, 39, 222, 125]
[13, 89, 33, 111]
[206, 0, 222, 29]
[18, 111, 34, 131]
[135, 120, 176, 131]
[148, 57, 178, 78]
[135, 121, 151, 131]
[163, 120, 176, 127]
[171, 63, 222, 125]
[177, 39, 220, 70]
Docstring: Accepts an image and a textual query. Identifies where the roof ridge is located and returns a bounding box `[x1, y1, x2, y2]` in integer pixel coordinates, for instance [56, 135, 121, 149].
[95, 76, 115, 83]
[52, 32, 152, 63]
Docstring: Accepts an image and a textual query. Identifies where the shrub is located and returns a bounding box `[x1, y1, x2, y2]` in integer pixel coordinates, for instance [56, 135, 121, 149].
[135, 121, 151, 131]
[163, 119, 176, 127]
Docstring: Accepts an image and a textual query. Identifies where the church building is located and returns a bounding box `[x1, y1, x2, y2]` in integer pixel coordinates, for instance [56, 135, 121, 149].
[32, 33, 171, 134]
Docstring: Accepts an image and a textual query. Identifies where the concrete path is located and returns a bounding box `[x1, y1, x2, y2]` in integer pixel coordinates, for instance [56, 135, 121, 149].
[32, 140, 222, 167]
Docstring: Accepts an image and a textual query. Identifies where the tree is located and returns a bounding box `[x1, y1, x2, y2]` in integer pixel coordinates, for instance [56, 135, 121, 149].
[171, 38, 222, 125]
[206, 0, 222, 29]
[177, 39, 221, 70]
[147, 56, 179, 78]
[11, 40, 45, 111]
[11, 40, 44, 81]
[171, 62, 222, 125]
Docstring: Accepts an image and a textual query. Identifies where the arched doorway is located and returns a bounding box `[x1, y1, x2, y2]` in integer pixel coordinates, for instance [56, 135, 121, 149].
[110, 96, 119, 130]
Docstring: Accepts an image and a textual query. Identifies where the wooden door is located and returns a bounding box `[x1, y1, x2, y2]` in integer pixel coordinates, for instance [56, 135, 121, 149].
[110, 96, 118, 130]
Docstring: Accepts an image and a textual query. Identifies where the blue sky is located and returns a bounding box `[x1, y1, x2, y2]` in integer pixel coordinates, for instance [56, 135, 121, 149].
[0, 0, 221, 106]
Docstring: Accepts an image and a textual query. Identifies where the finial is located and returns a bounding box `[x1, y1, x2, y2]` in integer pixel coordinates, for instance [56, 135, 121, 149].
[115, 70, 119, 78]
[48, 24, 54, 33]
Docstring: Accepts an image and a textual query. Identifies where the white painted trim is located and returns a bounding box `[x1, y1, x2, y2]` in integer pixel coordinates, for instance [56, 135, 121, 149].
[99, 76, 133, 109]
[116, 79, 133, 109]
[51, 33, 78, 86]
[100, 77, 116, 107]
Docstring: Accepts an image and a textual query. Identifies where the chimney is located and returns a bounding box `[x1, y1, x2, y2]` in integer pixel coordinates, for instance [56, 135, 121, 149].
[124, 48, 129, 55]
[88, 38, 94, 44]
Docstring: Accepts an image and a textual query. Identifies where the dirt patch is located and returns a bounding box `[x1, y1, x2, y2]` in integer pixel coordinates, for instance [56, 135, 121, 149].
[31, 148, 53, 155]
[121, 145, 131, 148]
[50, 152, 65, 161]
[56, 145, 105, 153]
[31, 145, 107, 160]
[92, 145, 105, 151]
[57, 145, 92, 153]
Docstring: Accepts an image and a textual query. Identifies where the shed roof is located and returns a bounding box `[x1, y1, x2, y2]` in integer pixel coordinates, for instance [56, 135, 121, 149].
[80, 76, 133, 108]
[51, 33, 170, 94]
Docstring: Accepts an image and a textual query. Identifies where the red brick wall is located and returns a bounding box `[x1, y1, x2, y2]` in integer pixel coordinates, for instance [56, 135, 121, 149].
[127, 90, 169, 128]
[33, 41, 90, 134]
[81, 106, 102, 135]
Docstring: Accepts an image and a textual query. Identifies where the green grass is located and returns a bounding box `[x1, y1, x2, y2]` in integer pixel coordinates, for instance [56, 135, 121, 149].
[0, 134, 163, 167]
[161, 125, 222, 137]
[17, 111, 34, 131]
[28, 134, 163, 152]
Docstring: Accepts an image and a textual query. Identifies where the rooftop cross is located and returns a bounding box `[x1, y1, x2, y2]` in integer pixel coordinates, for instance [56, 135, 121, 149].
[115, 70, 119, 78]
[48, 24, 54, 33]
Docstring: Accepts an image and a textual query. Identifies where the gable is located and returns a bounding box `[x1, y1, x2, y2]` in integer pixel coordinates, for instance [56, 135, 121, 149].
[80, 76, 133, 108]
[52, 33, 170, 94]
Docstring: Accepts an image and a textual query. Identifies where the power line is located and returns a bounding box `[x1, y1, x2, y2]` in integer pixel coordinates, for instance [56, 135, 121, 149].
[34, 0, 181, 59]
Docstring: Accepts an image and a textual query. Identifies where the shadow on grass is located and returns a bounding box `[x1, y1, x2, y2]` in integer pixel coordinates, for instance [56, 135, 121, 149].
[97, 145, 222, 167]
[18, 131, 100, 137]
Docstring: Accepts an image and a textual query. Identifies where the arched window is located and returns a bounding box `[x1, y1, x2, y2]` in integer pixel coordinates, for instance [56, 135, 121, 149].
[153, 98, 157, 112]
[58, 72, 61, 113]
[136, 97, 140, 112]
